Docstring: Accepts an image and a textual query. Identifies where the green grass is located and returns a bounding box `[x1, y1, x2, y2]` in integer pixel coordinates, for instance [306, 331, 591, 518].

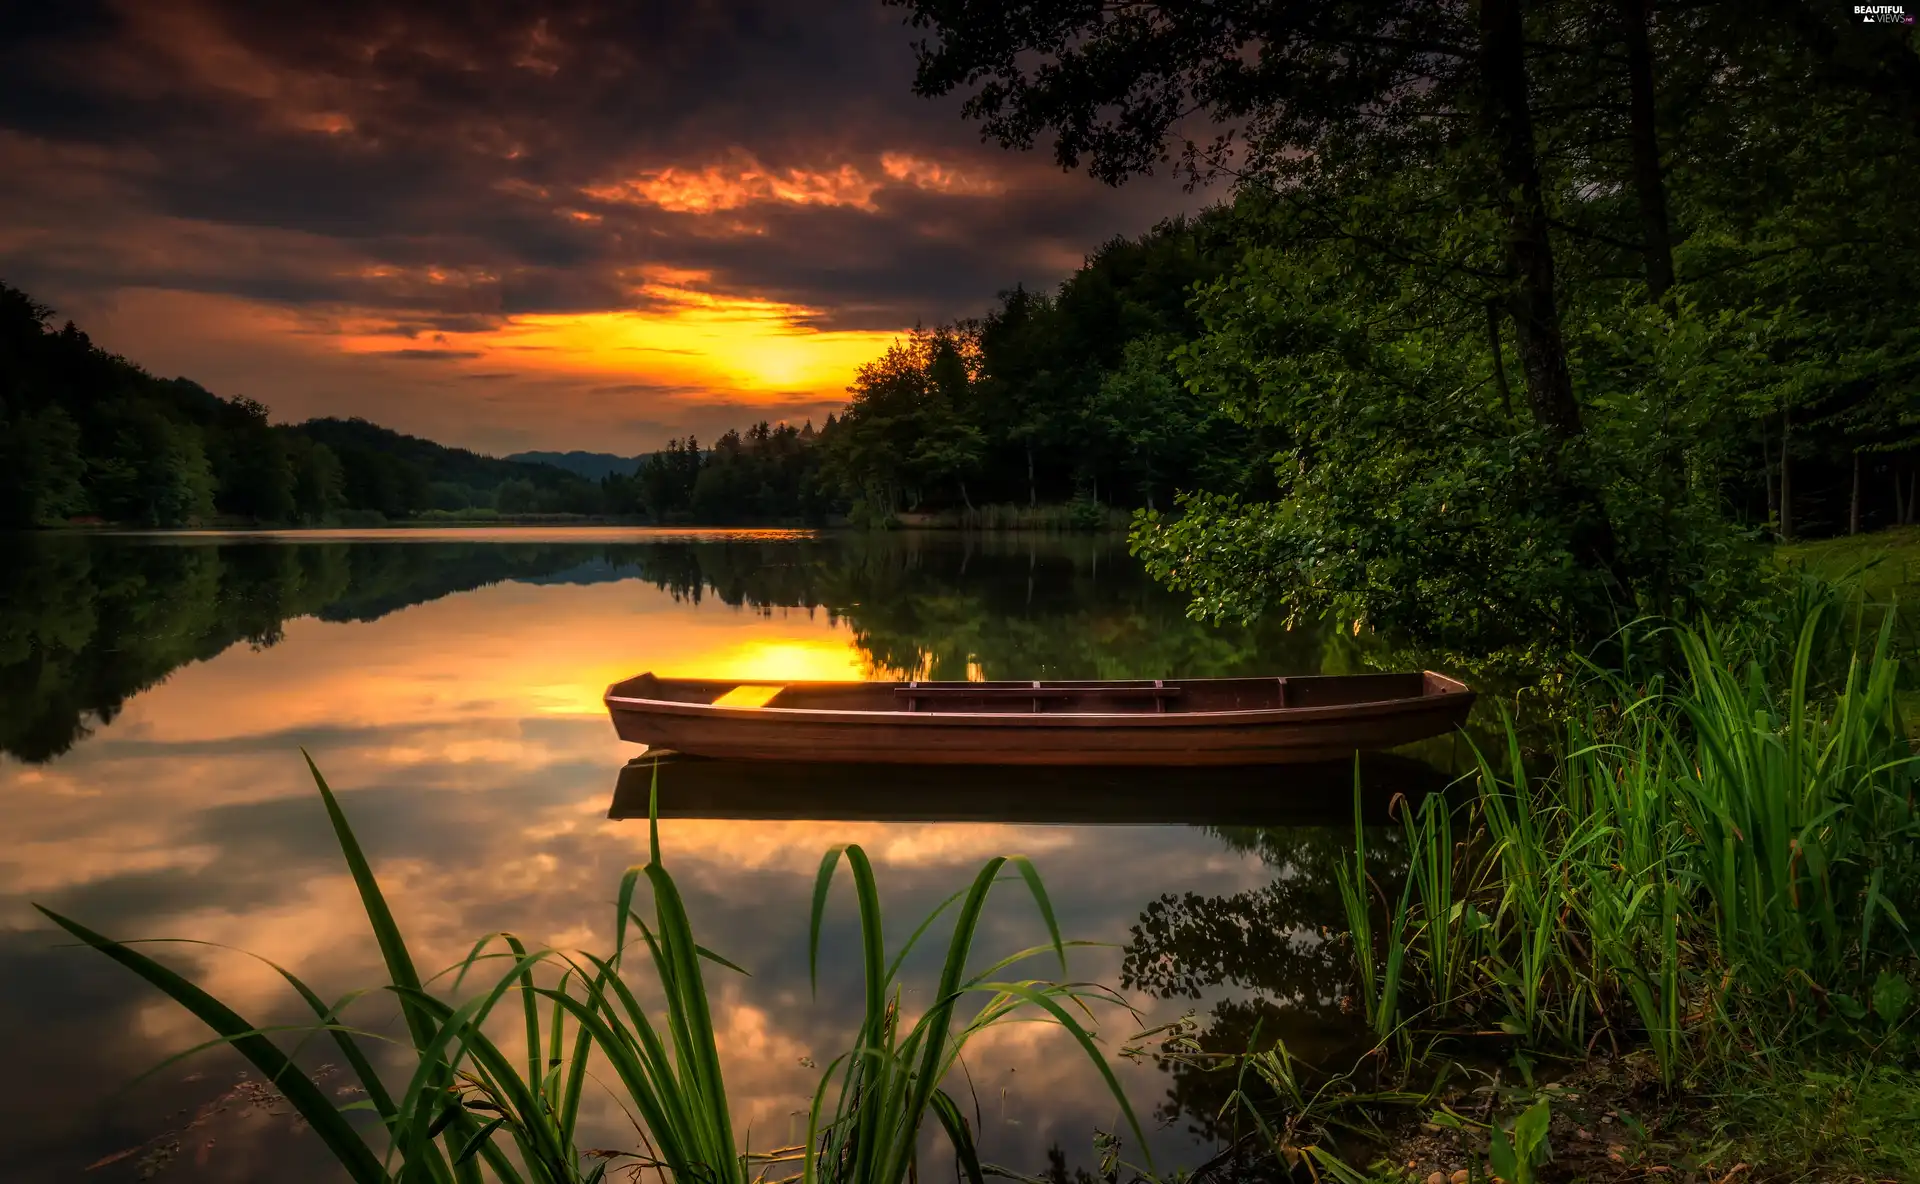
[1330, 605, 1920, 1083]
[39, 760, 1149, 1184]
[888, 502, 1130, 532]
[1709, 1061, 1920, 1181]
[1779, 525, 1920, 602]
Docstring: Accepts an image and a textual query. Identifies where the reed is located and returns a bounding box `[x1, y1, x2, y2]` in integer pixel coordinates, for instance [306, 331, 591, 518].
[1334, 605, 1920, 1083]
[802, 846, 1149, 1184]
[1332, 776, 1405, 1042]
[38, 761, 1148, 1184]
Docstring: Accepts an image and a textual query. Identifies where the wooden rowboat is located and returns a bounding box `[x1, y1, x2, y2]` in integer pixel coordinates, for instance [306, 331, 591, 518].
[603, 672, 1473, 766]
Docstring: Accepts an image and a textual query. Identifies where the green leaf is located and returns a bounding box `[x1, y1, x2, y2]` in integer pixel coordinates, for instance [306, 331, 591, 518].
[929, 1089, 985, 1184]
[33, 906, 388, 1184]
[1488, 1121, 1519, 1184]
[1511, 1098, 1552, 1166]
[452, 1116, 507, 1165]
[1872, 970, 1916, 1022]
[694, 944, 750, 976]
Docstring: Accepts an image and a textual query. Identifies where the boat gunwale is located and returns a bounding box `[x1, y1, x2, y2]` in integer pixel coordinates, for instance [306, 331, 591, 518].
[604, 671, 1471, 727]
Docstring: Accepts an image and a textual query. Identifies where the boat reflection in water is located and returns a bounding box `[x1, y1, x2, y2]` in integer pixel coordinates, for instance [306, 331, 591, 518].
[608, 748, 1456, 826]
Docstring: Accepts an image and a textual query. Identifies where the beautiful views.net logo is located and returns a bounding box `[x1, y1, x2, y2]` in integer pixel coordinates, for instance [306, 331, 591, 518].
[1855, 4, 1916, 22]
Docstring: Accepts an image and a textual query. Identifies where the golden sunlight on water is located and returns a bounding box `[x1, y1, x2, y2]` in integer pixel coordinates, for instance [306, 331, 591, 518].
[2, 534, 1351, 1184]
[89, 578, 870, 737]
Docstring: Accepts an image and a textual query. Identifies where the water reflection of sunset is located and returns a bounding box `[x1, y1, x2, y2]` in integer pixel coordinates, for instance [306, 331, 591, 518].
[98, 579, 866, 740]
[3, 536, 1327, 1182]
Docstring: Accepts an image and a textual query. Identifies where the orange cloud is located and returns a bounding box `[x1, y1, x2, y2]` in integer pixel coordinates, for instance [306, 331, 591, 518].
[587, 150, 1005, 215]
[878, 152, 1003, 197]
[334, 266, 898, 402]
[589, 157, 878, 214]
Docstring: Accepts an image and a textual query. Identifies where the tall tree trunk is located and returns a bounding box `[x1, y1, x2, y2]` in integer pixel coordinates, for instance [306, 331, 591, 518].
[1763, 420, 1777, 526]
[1485, 301, 1515, 420]
[959, 478, 973, 512]
[1478, 0, 1582, 439]
[1618, 0, 1675, 298]
[1778, 406, 1794, 542]
[1479, 0, 1625, 591]
[1026, 443, 1036, 507]
[1850, 450, 1862, 535]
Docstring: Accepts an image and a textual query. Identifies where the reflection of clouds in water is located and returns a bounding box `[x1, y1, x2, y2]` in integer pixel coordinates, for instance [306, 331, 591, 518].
[3, 556, 1310, 1182]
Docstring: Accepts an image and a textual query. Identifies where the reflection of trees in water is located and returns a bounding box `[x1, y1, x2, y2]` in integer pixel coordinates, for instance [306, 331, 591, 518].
[620, 533, 1333, 681]
[3, 533, 1349, 760]
[1121, 825, 1410, 1139]
[0, 536, 604, 761]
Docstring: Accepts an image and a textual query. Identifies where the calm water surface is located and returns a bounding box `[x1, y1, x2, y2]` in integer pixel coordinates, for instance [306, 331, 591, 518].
[2, 529, 1429, 1182]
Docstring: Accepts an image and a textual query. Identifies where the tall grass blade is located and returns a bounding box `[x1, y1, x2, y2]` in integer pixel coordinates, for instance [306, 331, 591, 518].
[34, 906, 389, 1184]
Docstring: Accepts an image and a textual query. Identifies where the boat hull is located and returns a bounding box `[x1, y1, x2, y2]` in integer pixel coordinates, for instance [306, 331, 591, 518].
[604, 673, 1473, 766]
[609, 750, 1454, 821]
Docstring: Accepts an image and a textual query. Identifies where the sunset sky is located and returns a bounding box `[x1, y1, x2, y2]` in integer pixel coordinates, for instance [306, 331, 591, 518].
[0, 0, 1199, 455]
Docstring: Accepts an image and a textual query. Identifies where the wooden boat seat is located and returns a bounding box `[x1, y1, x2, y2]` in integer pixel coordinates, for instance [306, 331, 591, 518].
[711, 684, 787, 709]
[894, 682, 1182, 712]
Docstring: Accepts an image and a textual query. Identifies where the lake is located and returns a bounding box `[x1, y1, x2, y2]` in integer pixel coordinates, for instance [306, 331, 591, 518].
[1, 528, 1438, 1182]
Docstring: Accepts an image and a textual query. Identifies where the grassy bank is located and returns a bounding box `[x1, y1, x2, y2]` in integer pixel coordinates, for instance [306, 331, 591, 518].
[887, 501, 1131, 532]
[1302, 606, 1920, 1182]
[1780, 526, 1920, 601]
[1207, 544, 1920, 1182]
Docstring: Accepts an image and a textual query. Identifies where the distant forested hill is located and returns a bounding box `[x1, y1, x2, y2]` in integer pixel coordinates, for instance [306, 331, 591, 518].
[507, 450, 652, 480]
[0, 281, 609, 527]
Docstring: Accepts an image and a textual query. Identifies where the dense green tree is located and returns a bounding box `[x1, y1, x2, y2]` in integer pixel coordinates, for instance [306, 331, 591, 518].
[205, 395, 297, 522]
[283, 433, 346, 523]
[963, 217, 1242, 509]
[624, 436, 704, 519]
[0, 404, 88, 526]
[607, 424, 827, 524]
[87, 399, 218, 527]
[493, 478, 540, 515]
[890, 0, 1596, 449]
[823, 328, 984, 514]
[1085, 336, 1255, 512]
[824, 221, 1257, 519]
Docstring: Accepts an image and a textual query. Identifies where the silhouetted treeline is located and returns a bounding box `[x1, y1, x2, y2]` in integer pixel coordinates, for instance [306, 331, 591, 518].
[0, 283, 607, 528]
[0, 208, 1281, 531]
[600, 421, 834, 524]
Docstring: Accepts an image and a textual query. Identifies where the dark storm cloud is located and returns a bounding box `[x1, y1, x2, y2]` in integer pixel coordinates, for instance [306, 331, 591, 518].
[0, 0, 1189, 328]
